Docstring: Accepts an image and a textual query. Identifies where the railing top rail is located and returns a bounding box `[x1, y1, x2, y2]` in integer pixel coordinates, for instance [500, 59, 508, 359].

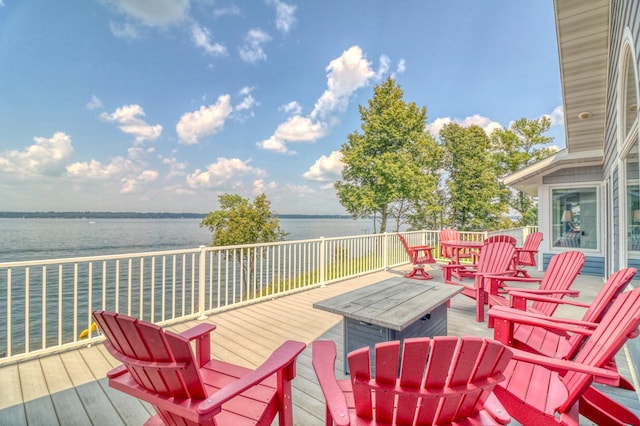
[0, 246, 203, 268]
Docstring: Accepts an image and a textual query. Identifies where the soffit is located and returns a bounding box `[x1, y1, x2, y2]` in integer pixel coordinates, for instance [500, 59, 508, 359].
[502, 148, 604, 196]
[554, 0, 610, 153]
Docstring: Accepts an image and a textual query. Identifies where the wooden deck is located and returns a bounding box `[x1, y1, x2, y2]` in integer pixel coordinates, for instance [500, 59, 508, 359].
[0, 266, 639, 425]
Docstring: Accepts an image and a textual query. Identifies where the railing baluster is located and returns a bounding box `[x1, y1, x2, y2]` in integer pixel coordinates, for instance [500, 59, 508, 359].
[42, 266, 46, 350]
[24, 267, 29, 353]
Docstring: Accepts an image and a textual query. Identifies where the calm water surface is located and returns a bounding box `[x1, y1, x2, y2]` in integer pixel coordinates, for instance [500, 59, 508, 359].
[0, 217, 376, 263]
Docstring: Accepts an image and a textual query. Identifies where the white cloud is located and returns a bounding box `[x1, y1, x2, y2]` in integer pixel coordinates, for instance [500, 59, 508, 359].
[176, 95, 233, 145]
[108, 21, 140, 38]
[239, 86, 253, 96]
[396, 59, 406, 74]
[257, 136, 289, 154]
[161, 156, 188, 178]
[426, 115, 503, 137]
[376, 55, 390, 80]
[257, 115, 327, 153]
[100, 104, 163, 143]
[303, 151, 344, 181]
[86, 95, 103, 110]
[119, 169, 159, 194]
[546, 105, 564, 126]
[267, 0, 297, 33]
[213, 5, 242, 18]
[186, 157, 266, 189]
[103, 0, 189, 27]
[283, 183, 316, 196]
[67, 156, 135, 179]
[279, 101, 302, 115]
[235, 95, 256, 111]
[259, 45, 375, 154]
[425, 117, 452, 137]
[310, 45, 375, 119]
[253, 178, 277, 195]
[239, 29, 271, 63]
[0, 132, 74, 177]
[192, 25, 227, 55]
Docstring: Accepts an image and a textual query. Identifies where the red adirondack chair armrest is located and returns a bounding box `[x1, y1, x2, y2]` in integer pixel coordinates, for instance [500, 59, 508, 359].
[196, 340, 306, 417]
[409, 245, 432, 252]
[508, 347, 621, 387]
[505, 288, 580, 297]
[408, 246, 435, 262]
[508, 290, 586, 308]
[515, 248, 538, 256]
[491, 276, 543, 286]
[490, 307, 596, 351]
[488, 305, 598, 329]
[311, 340, 350, 426]
[440, 263, 476, 272]
[106, 364, 128, 379]
[179, 323, 217, 367]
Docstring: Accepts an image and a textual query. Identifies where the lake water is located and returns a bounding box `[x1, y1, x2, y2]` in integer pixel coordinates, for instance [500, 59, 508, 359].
[0, 217, 376, 263]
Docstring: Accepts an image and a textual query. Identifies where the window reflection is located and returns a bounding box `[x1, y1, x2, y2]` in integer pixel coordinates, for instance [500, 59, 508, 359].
[552, 188, 597, 249]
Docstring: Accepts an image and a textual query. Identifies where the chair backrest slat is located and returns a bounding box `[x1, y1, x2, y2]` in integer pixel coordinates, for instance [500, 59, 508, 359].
[485, 235, 517, 245]
[531, 251, 584, 315]
[93, 310, 207, 400]
[560, 289, 640, 412]
[517, 232, 543, 266]
[476, 242, 515, 275]
[565, 268, 637, 357]
[439, 229, 460, 258]
[348, 337, 513, 425]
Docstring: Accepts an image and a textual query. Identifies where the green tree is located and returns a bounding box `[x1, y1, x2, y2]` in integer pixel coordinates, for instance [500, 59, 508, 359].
[441, 123, 509, 231]
[335, 77, 442, 233]
[200, 193, 287, 293]
[200, 193, 287, 246]
[491, 117, 555, 226]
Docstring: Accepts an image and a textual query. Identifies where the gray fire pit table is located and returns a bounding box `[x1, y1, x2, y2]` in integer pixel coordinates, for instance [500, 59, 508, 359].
[313, 275, 462, 374]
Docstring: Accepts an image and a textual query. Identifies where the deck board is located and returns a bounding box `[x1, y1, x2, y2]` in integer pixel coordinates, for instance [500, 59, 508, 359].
[0, 267, 638, 425]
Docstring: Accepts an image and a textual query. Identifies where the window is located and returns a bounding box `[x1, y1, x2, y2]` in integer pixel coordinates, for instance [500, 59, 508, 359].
[552, 188, 597, 249]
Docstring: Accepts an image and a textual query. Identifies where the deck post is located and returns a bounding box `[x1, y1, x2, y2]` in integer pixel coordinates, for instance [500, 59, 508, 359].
[319, 237, 326, 286]
[197, 245, 207, 320]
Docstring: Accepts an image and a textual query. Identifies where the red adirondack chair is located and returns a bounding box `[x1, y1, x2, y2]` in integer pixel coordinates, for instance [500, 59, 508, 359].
[441, 241, 516, 322]
[397, 233, 436, 280]
[484, 234, 517, 245]
[513, 231, 543, 277]
[93, 310, 306, 426]
[490, 289, 640, 425]
[485, 250, 584, 327]
[472, 234, 517, 263]
[489, 267, 637, 390]
[438, 228, 474, 263]
[312, 337, 513, 426]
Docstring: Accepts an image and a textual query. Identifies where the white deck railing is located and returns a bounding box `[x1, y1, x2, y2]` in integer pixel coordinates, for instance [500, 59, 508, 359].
[0, 229, 500, 364]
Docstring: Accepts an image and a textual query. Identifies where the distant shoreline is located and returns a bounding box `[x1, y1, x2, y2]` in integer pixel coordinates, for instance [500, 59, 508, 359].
[0, 211, 355, 220]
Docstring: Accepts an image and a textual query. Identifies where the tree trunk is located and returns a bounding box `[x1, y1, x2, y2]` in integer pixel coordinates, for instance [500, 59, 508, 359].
[380, 204, 388, 233]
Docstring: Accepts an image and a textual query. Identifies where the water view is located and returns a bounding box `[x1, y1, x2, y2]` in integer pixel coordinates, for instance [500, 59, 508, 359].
[0, 217, 376, 263]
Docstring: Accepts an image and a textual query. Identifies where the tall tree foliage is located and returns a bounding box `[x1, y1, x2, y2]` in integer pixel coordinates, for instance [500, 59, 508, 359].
[200, 193, 287, 246]
[491, 117, 555, 225]
[200, 193, 287, 292]
[441, 123, 509, 231]
[335, 77, 442, 233]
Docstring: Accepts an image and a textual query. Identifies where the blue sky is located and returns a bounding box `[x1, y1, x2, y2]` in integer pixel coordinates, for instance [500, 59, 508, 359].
[0, 0, 563, 214]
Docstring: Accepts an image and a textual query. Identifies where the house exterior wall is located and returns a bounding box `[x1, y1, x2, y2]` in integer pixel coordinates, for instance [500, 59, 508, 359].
[602, 0, 640, 275]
